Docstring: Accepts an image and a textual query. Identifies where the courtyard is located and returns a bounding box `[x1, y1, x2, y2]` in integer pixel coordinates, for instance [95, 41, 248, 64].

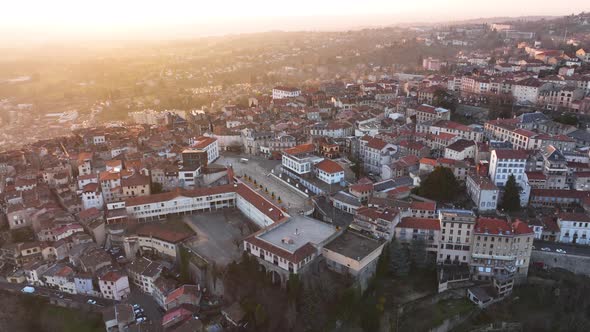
[180, 209, 259, 266]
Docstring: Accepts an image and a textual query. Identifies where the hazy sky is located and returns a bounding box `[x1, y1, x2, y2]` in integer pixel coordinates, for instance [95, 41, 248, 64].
[1, 0, 588, 42]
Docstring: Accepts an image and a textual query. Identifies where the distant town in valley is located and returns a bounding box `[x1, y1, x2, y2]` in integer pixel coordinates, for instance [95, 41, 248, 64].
[1, 9, 590, 332]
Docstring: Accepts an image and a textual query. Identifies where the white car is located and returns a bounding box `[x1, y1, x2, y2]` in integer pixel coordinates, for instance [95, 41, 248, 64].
[136, 317, 147, 323]
[556, 249, 567, 254]
[87, 299, 97, 305]
[541, 247, 551, 251]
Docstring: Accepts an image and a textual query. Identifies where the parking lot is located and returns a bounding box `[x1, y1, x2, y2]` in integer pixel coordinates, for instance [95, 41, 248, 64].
[218, 153, 308, 215]
[125, 287, 163, 331]
[183, 209, 257, 266]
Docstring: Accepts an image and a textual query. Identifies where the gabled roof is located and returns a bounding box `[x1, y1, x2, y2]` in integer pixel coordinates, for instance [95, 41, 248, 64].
[315, 159, 344, 174]
[398, 217, 440, 230]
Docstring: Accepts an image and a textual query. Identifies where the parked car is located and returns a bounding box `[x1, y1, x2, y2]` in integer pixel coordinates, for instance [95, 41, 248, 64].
[21, 286, 35, 294]
[87, 299, 97, 305]
[135, 317, 147, 323]
[556, 249, 567, 254]
[541, 247, 551, 251]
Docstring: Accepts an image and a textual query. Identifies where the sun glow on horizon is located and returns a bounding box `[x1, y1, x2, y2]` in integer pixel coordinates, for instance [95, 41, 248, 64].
[1, 0, 588, 41]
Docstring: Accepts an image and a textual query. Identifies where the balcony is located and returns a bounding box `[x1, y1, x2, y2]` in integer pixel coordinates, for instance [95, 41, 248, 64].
[472, 253, 516, 261]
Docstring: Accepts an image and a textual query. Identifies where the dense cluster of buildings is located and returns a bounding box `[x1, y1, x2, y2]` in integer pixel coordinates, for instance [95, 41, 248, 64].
[1, 17, 590, 330]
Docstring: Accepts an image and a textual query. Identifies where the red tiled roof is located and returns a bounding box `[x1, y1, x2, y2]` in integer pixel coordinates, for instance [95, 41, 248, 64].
[475, 217, 533, 235]
[410, 201, 436, 211]
[366, 137, 388, 150]
[234, 183, 288, 223]
[420, 157, 437, 166]
[398, 217, 440, 230]
[100, 270, 124, 283]
[245, 234, 316, 264]
[416, 104, 436, 114]
[193, 136, 217, 149]
[557, 212, 590, 222]
[82, 183, 100, 193]
[136, 224, 192, 244]
[99, 171, 120, 182]
[165, 285, 199, 305]
[283, 143, 315, 155]
[531, 188, 590, 199]
[315, 159, 344, 174]
[525, 171, 547, 180]
[493, 149, 529, 160]
[350, 183, 374, 193]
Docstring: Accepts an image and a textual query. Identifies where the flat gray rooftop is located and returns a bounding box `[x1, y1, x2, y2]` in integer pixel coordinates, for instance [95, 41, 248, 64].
[258, 215, 337, 253]
[324, 231, 383, 260]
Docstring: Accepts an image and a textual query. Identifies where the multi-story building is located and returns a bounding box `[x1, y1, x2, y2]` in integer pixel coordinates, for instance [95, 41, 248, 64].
[313, 159, 345, 185]
[191, 136, 220, 165]
[123, 183, 287, 229]
[417, 120, 483, 142]
[395, 217, 440, 252]
[99, 270, 131, 301]
[351, 207, 400, 240]
[281, 143, 323, 176]
[127, 257, 162, 294]
[470, 218, 534, 282]
[409, 104, 451, 124]
[512, 78, 544, 105]
[540, 145, 568, 189]
[272, 86, 301, 99]
[466, 172, 499, 212]
[489, 149, 531, 206]
[557, 213, 590, 245]
[243, 215, 338, 285]
[359, 136, 398, 175]
[437, 209, 476, 265]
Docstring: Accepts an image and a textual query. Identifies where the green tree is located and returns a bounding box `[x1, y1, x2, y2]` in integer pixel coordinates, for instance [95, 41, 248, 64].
[376, 242, 390, 277]
[150, 182, 163, 194]
[501, 174, 521, 212]
[414, 166, 460, 202]
[553, 113, 579, 126]
[286, 274, 302, 304]
[410, 238, 429, 270]
[254, 303, 267, 327]
[389, 239, 409, 278]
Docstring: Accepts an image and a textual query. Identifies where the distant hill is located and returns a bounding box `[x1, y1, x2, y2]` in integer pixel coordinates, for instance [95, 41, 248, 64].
[392, 15, 558, 28]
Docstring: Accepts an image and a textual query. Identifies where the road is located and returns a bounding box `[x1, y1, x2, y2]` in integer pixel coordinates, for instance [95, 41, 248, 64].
[533, 240, 590, 257]
[125, 287, 163, 331]
[218, 153, 308, 215]
[0, 280, 113, 309]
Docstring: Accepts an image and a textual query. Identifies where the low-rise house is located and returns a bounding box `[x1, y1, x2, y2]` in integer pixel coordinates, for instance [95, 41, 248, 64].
[127, 257, 163, 294]
[99, 270, 131, 301]
[163, 284, 201, 311]
[23, 260, 51, 286]
[42, 263, 76, 294]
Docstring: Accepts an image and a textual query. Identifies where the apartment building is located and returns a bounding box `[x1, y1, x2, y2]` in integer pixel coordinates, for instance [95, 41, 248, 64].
[437, 209, 476, 265]
[471, 218, 534, 281]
